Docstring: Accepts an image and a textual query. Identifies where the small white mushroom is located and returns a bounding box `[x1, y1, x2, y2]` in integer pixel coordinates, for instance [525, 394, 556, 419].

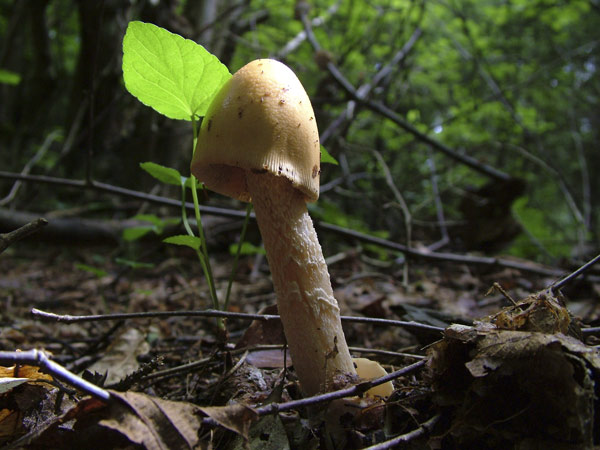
[191, 59, 356, 396]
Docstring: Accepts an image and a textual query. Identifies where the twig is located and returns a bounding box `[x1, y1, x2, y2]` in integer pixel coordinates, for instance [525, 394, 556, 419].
[0, 349, 110, 401]
[257, 360, 425, 414]
[551, 253, 600, 293]
[317, 222, 600, 281]
[31, 307, 445, 334]
[426, 151, 449, 251]
[0, 130, 61, 206]
[0, 218, 48, 254]
[363, 414, 440, 450]
[372, 149, 412, 286]
[581, 327, 600, 336]
[320, 26, 423, 145]
[203, 359, 426, 427]
[277, 0, 341, 58]
[348, 347, 425, 360]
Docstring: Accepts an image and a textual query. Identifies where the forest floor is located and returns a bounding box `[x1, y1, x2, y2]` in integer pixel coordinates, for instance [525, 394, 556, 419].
[0, 241, 599, 449]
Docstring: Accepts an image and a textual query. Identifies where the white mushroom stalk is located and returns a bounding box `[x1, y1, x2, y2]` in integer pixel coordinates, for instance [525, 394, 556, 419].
[246, 172, 355, 395]
[191, 59, 356, 396]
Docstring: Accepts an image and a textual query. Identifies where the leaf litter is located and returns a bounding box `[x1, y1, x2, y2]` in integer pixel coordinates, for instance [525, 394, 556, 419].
[0, 244, 599, 448]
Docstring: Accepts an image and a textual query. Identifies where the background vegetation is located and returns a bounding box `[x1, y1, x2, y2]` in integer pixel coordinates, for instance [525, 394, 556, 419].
[1, 0, 599, 265]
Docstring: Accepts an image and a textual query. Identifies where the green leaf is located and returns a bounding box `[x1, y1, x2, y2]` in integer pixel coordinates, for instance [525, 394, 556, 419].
[0, 69, 20, 85]
[131, 214, 165, 228]
[140, 162, 184, 186]
[122, 21, 231, 120]
[75, 263, 108, 278]
[320, 145, 339, 165]
[228, 242, 266, 256]
[123, 226, 155, 242]
[164, 234, 202, 251]
[115, 257, 155, 269]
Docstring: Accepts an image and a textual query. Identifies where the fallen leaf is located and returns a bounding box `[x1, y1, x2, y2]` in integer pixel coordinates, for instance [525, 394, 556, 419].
[0, 409, 22, 442]
[0, 364, 53, 381]
[199, 403, 258, 441]
[0, 377, 29, 394]
[87, 327, 150, 385]
[428, 324, 599, 448]
[229, 414, 290, 450]
[103, 391, 203, 450]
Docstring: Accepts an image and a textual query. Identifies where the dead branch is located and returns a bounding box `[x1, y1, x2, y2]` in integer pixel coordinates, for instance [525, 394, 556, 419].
[1, 170, 595, 281]
[552, 252, 600, 293]
[0, 349, 110, 401]
[363, 414, 440, 450]
[31, 307, 445, 334]
[0, 217, 47, 253]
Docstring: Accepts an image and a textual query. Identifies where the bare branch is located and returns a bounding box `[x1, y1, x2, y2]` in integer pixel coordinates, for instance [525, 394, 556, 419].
[1, 170, 592, 281]
[363, 414, 440, 450]
[0, 217, 48, 254]
[31, 307, 445, 334]
[0, 349, 110, 401]
[0, 130, 61, 206]
[552, 252, 600, 293]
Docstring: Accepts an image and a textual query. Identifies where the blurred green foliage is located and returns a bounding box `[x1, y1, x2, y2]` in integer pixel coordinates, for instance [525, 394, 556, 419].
[1, 0, 598, 263]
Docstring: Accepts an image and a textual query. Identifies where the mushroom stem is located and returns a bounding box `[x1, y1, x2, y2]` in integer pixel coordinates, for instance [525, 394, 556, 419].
[246, 171, 356, 396]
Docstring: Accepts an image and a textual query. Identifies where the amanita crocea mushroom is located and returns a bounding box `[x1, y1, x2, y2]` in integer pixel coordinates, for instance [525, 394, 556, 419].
[191, 59, 356, 396]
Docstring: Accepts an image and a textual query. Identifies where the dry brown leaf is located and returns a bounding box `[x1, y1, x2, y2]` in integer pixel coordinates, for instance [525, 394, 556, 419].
[101, 391, 203, 450]
[0, 408, 22, 442]
[428, 322, 600, 448]
[198, 403, 259, 441]
[245, 349, 291, 368]
[87, 327, 150, 385]
[0, 364, 53, 381]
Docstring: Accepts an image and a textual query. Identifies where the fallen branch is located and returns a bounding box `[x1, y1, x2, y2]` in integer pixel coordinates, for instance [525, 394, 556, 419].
[0, 349, 110, 401]
[202, 359, 427, 426]
[363, 414, 440, 450]
[552, 252, 600, 292]
[2, 170, 594, 281]
[0, 217, 48, 253]
[31, 307, 445, 334]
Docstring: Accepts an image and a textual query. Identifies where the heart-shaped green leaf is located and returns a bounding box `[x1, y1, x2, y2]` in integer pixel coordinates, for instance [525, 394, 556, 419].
[123, 21, 231, 120]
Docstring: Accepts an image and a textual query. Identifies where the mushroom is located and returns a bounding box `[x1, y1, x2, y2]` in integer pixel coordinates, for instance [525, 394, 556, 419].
[353, 357, 394, 398]
[191, 59, 356, 396]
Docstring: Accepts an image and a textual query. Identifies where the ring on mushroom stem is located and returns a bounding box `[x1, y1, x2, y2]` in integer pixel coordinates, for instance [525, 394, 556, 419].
[191, 59, 356, 396]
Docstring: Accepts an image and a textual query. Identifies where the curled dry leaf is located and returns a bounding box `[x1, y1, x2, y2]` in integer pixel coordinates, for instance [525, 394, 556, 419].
[428, 319, 600, 448]
[482, 288, 574, 335]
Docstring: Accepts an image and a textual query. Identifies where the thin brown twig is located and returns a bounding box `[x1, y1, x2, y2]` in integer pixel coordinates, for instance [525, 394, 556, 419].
[256, 359, 426, 414]
[31, 307, 445, 334]
[348, 347, 425, 360]
[363, 414, 441, 450]
[552, 252, 600, 292]
[201, 359, 427, 427]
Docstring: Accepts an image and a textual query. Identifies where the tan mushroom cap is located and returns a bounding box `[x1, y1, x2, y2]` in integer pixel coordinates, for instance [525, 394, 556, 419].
[191, 59, 321, 203]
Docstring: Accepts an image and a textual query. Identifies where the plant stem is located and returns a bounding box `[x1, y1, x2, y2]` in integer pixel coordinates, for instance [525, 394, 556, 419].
[191, 116, 222, 328]
[190, 176, 219, 313]
[181, 183, 195, 236]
